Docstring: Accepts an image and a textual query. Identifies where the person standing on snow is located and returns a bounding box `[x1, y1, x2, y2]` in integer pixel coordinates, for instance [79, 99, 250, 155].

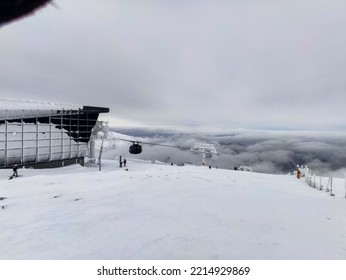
[123, 158, 127, 167]
[296, 165, 301, 179]
[12, 164, 19, 178]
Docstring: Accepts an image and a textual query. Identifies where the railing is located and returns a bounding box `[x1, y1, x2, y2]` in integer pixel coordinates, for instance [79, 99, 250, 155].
[303, 166, 346, 199]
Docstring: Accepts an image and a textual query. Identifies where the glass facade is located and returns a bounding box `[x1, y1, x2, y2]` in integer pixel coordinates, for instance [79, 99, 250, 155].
[0, 106, 109, 168]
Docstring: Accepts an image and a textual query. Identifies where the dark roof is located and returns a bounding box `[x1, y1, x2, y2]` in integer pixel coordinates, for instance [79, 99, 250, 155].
[0, 106, 109, 121]
[83, 106, 110, 114]
[0, 0, 51, 25]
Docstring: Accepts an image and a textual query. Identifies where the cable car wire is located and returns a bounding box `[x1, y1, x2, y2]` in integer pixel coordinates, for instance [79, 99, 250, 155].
[108, 128, 191, 151]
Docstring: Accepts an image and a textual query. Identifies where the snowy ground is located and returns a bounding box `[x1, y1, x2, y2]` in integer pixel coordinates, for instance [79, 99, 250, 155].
[1, 159, 346, 260]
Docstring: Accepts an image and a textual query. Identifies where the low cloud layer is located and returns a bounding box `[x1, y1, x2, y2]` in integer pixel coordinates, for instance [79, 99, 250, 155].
[105, 128, 346, 177]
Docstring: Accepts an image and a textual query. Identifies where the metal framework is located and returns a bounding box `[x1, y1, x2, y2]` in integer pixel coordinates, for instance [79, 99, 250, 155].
[0, 106, 109, 168]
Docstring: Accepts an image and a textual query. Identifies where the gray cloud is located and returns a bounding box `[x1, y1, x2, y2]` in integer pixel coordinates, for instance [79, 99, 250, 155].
[106, 127, 346, 177]
[1, 0, 346, 130]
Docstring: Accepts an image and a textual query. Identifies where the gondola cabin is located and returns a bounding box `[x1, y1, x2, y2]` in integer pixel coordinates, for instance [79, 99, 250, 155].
[129, 142, 142, 154]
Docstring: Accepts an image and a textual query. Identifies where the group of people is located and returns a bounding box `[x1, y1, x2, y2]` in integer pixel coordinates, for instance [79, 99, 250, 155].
[119, 156, 127, 168]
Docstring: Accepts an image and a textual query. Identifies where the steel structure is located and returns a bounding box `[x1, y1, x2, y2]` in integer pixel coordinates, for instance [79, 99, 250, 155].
[0, 105, 109, 168]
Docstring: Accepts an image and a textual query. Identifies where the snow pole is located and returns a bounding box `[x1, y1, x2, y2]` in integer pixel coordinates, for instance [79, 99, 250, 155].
[330, 177, 334, 196]
[98, 134, 105, 171]
[326, 177, 330, 192]
[306, 167, 311, 185]
[319, 176, 323, 191]
[308, 170, 312, 187]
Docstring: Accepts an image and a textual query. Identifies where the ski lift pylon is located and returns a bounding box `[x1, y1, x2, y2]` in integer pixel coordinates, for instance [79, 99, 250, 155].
[191, 143, 217, 158]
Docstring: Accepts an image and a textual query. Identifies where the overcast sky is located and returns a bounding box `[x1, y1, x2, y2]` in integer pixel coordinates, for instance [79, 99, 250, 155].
[1, 0, 346, 131]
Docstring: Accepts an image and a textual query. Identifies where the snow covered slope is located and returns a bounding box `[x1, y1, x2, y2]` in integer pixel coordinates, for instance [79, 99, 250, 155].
[1, 159, 346, 260]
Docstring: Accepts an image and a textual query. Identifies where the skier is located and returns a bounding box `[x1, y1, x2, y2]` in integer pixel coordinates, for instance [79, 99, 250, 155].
[123, 158, 127, 167]
[119, 155, 123, 168]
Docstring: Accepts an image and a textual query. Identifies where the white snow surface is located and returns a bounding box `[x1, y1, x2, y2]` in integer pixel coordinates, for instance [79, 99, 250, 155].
[0, 98, 81, 120]
[0, 98, 80, 111]
[1, 159, 346, 260]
